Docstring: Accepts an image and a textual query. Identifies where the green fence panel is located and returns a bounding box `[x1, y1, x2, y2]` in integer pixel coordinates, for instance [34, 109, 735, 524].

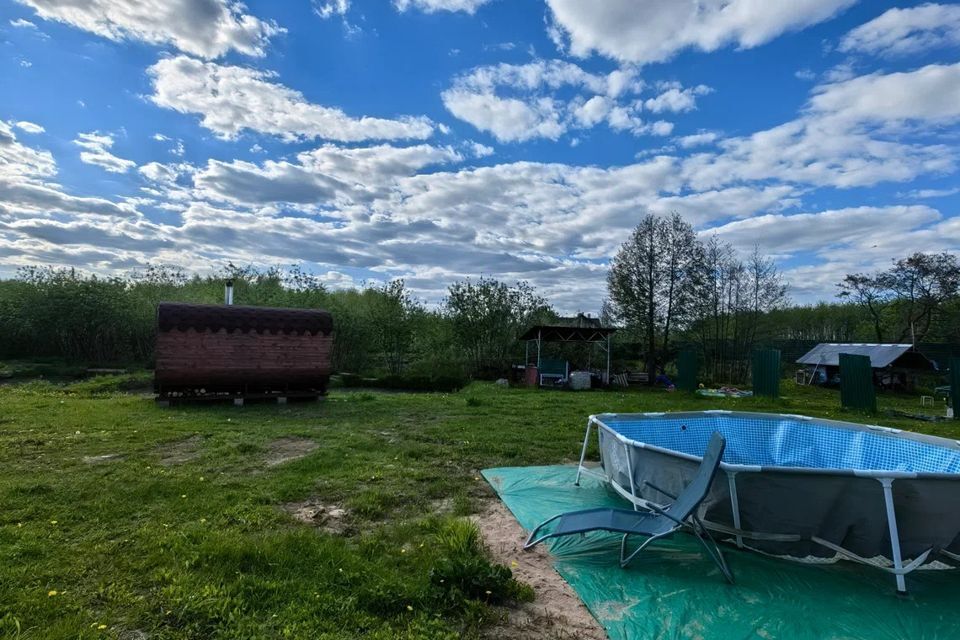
[751, 349, 780, 398]
[676, 351, 699, 392]
[950, 358, 960, 421]
[840, 353, 876, 412]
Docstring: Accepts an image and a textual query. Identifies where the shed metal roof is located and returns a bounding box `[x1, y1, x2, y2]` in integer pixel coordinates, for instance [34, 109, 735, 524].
[796, 343, 934, 369]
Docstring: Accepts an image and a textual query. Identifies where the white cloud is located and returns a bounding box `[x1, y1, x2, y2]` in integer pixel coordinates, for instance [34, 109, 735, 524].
[9, 18, 36, 28]
[467, 141, 494, 158]
[682, 64, 960, 190]
[442, 60, 683, 142]
[16, 0, 282, 59]
[13, 120, 44, 134]
[676, 131, 719, 148]
[314, 0, 350, 19]
[74, 132, 135, 174]
[809, 62, 960, 126]
[644, 84, 712, 113]
[545, 0, 855, 64]
[149, 56, 435, 143]
[393, 0, 493, 14]
[839, 3, 960, 58]
[192, 143, 463, 205]
[898, 187, 960, 199]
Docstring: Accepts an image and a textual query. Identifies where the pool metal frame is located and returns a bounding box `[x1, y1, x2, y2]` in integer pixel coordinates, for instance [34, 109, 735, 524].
[575, 410, 960, 593]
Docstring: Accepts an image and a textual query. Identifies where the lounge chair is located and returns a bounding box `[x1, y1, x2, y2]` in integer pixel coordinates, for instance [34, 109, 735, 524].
[523, 431, 734, 583]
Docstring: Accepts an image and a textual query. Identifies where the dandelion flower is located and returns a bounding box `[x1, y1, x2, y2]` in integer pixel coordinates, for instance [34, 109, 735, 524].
[485, 590, 492, 595]
[98, 624, 107, 630]
[406, 605, 413, 611]
[511, 560, 518, 567]
[50, 520, 58, 525]
[48, 590, 58, 596]
[180, 494, 187, 499]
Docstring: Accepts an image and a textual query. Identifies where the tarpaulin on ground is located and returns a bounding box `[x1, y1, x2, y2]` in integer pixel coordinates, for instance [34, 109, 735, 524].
[482, 464, 960, 640]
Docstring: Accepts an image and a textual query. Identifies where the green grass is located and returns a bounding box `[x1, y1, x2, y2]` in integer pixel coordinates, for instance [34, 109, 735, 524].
[0, 377, 956, 639]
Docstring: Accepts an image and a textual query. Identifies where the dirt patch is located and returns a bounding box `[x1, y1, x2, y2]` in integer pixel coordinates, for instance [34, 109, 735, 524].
[281, 499, 348, 534]
[82, 453, 124, 464]
[264, 437, 318, 467]
[157, 435, 204, 466]
[473, 501, 607, 640]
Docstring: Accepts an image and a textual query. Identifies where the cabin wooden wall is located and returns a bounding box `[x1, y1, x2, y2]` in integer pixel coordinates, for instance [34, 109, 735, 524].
[155, 328, 332, 389]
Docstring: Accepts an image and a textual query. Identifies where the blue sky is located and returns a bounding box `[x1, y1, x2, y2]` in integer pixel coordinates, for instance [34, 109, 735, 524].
[1, 0, 959, 311]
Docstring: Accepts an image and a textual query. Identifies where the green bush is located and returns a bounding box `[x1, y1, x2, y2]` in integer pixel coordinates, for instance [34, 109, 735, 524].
[427, 519, 533, 611]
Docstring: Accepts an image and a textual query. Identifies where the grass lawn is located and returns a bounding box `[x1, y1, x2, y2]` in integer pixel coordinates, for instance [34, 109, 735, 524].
[0, 376, 956, 639]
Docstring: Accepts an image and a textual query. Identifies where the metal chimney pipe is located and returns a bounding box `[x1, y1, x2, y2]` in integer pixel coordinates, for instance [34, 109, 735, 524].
[225, 280, 234, 305]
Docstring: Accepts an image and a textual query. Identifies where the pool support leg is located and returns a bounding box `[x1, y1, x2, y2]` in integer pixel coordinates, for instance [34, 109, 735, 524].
[879, 478, 907, 594]
[726, 471, 744, 549]
[575, 418, 593, 486]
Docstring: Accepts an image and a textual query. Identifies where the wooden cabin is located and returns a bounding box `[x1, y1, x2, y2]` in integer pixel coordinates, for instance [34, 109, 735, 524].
[155, 302, 333, 403]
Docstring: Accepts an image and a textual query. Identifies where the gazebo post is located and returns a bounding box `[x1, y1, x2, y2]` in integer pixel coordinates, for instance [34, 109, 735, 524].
[605, 333, 611, 386]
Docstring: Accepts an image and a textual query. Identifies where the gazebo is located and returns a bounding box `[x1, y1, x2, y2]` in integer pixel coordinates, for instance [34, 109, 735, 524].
[519, 314, 617, 386]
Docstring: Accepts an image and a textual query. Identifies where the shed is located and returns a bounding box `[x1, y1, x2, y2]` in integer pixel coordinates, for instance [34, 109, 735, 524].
[155, 302, 334, 402]
[796, 343, 937, 389]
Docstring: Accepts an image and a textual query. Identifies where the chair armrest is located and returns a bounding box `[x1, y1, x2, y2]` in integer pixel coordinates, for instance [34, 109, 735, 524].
[645, 502, 685, 527]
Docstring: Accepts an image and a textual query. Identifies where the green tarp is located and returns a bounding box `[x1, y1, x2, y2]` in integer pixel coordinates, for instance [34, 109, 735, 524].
[482, 464, 960, 640]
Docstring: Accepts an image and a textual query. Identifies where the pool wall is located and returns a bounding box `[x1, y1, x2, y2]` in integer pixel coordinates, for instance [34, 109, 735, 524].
[578, 411, 960, 592]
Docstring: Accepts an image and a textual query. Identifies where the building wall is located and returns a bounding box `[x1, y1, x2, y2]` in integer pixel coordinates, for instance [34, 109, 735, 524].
[155, 328, 332, 391]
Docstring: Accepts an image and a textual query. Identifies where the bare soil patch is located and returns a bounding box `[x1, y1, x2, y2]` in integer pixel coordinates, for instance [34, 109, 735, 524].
[264, 436, 318, 467]
[157, 434, 204, 466]
[473, 500, 607, 640]
[282, 499, 348, 534]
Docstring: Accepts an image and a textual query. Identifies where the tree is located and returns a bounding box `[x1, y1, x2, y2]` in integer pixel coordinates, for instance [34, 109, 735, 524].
[444, 277, 551, 376]
[837, 273, 889, 341]
[607, 213, 705, 381]
[688, 239, 788, 382]
[838, 252, 960, 344]
[363, 280, 421, 375]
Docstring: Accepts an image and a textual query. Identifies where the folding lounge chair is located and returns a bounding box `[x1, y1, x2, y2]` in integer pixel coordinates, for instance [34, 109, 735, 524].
[523, 431, 734, 583]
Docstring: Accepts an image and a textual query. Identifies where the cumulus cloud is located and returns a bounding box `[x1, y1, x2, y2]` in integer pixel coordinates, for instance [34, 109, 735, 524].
[74, 132, 135, 174]
[682, 63, 960, 190]
[644, 83, 712, 113]
[545, 0, 855, 64]
[839, 3, 960, 58]
[676, 131, 719, 148]
[441, 60, 691, 142]
[809, 62, 960, 126]
[393, 0, 493, 14]
[192, 143, 463, 205]
[148, 56, 435, 143]
[13, 120, 44, 134]
[15, 0, 282, 59]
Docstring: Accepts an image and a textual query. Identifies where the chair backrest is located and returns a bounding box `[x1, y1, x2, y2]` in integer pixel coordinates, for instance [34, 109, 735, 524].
[663, 431, 726, 522]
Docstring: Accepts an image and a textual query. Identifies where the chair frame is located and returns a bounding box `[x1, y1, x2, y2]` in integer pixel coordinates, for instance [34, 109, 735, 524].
[524, 432, 734, 584]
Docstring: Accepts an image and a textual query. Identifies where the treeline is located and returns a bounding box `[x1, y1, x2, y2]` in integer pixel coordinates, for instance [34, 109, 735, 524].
[605, 214, 959, 383]
[0, 265, 553, 378]
[2, 242, 956, 384]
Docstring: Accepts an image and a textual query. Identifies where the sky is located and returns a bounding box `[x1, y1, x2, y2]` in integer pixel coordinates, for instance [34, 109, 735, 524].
[1, 0, 959, 312]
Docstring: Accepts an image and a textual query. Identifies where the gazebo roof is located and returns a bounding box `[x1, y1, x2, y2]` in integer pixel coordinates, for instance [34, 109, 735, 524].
[519, 324, 617, 343]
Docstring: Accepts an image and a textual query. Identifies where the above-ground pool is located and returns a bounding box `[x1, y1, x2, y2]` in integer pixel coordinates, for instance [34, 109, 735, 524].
[577, 411, 960, 592]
